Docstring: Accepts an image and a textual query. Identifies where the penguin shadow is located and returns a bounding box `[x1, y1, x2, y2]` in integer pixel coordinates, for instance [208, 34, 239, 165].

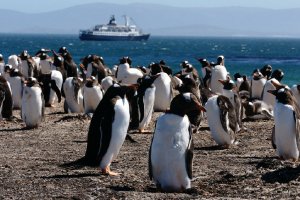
[0, 126, 36, 132]
[54, 114, 90, 123]
[197, 126, 210, 131]
[59, 157, 93, 170]
[109, 185, 136, 192]
[47, 111, 66, 115]
[194, 145, 228, 151]
[261, 165, 300, 183]
[144, 185, 200, 195]
[41, 172, 100, 179]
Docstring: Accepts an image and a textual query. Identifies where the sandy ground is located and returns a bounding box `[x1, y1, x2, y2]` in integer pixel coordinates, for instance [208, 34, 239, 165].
[1, 101, 300, 199]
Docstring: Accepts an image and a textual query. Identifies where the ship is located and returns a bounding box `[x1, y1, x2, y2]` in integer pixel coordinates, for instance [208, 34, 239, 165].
[79, 15, 150, 41]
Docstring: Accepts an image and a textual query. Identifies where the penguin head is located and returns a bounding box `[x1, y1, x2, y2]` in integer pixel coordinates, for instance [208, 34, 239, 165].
[119, 56, 132, 65]
[217, 55, 224, 65]
[260, 64, 272, 79]
[271, 69, 284, 82]
[268, 87, 294, 105]
[24, 77, 39, 87]
[169, 93, 206, 117]
[219, 78, 236, 91]
[19, 50, 30, 60]
[149, 63, 163, 75]
[197, 58, 210, 68]
[252, 69, 264, 80]
[85, 76, 99, 88]
[4, 64, 13, 73]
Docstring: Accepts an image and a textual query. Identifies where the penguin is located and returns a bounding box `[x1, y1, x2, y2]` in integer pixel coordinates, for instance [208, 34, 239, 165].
[0, 75, 13, 119]
[262, 69, 284, 109]
[153, 72, 173, 112]
[8, 55, 20, 70]
[149, 92, 206, 192]
[5, 68, 23, 109]
[116, 57, 143, 84]
[84, 83, 134, 175]
[268, 87, 300, 161]
[85, 55, 107, 83]
[176, 74, 203, 132]
[22, 77, 45, 128]
[197, 58, 212, 89]
[205, 94, 238, 148]
[242, 99, 273, 120]
[250, 69, 266, 100]
[63, 77, 84, 113]
[59, 47, 78, 78]
[210, 55, 229, 94]
[36, 49, 54, 75]
[260, 64, 272, 80]
[291, 84, 300, 106]
[83, 76, 104, 115]
[19, 50, 39, 79]
[38, 70, 62, 107]
[0, 54, 4, 74]
[136, 75, 157, 133]
[101, 76, 115, 93]
[219, 78, 242, 131]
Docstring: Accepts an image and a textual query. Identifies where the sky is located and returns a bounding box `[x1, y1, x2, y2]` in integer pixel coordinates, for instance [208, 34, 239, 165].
[2, 0, 300, 13]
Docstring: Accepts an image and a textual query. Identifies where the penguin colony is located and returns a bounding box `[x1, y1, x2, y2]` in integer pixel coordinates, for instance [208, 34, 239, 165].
[1, 48, 300, 193]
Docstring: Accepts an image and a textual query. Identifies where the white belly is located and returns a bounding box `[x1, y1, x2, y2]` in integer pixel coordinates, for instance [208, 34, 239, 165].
[139, 86, 156, 129]
[205, 95, 234, 145]
[153, 72, 172, 112]
[83, 86, 103, 113]
[274, 103, 299, 160]
[22, 87, 43, 127]
[63, 77, 84, 113]
[8, 76, 23, 109]
[100, 98, 130, 168]
[151, 114, 191, 191]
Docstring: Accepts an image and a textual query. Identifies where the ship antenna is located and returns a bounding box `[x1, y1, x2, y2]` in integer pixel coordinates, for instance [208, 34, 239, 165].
[123, 15, 130, 27]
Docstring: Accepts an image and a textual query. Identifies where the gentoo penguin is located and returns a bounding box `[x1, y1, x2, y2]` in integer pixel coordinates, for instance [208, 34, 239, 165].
[260, 64, 273, 80]
[101, 76, 115, 93]
[63, 77, 84, 113]
[210, 55, 229, 94]
[135, 75, 157, 132]
[22, 77, 45, 128]
[38, 71, 62, 107]
[19, 50, 39, 79]
[159, 60, 173, 75]
[176, 74, 203, 131]
[83, 76, 104, 115]
[84, 83, 134, 175]
[219, 78, 242, 130]
[36, 49, 54, 75]
[205, 94, 238, 148]
[85, 55, 107, 83]
[262, 69, 284, 109]
[197, 58, 212, 89]
[250, 69, 266, 100]
[291, 84, 300, 106]
[268, 87, 300, 161]
[0, 75, 13, 119]
[149, 92, 206, 192]
[242, 99, 273, 120]
[116, 57, 143, 84]
[5, 68, 23, 109]
[153, 72, 173, 112]
[8, 55, 20, 70]
[58, 47, 78, 78]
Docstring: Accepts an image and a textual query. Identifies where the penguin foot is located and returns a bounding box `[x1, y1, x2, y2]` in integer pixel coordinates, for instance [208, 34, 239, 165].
[101, 166, 119, 176]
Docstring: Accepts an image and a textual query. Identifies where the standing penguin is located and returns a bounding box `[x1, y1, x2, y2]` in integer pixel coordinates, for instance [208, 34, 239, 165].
[63, 77, 84, 113]
[210, 55, 229, 94]
[0, 75, 13, 119]
[83, 76, 104, 115]
[38, 71, 62, 107]
[22, 77, 45, 128]
[250, 69, 266, 100]
[5, 68, 23, 109]
[153, 72, 173, 112]
[84, 83, 134, 175]
[149, 92, 206, 192]
[136, 75, 157, 133]
[205, 94, 238, 148]
[268, 87, 300, 161]
[219, 78, 242, 131]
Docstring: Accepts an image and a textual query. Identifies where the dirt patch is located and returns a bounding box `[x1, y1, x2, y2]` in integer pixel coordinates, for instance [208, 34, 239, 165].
[1, 102, 300, 199]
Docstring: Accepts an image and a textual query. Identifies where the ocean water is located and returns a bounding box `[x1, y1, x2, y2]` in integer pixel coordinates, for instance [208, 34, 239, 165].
[1, 33, 300, 86]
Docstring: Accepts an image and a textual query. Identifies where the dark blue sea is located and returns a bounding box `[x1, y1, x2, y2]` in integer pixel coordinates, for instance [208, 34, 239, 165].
[1, 33, 300, 86]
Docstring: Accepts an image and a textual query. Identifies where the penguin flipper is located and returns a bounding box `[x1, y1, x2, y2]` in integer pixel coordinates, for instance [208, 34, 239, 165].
[186, 125, 193, 179]
[148, 122, 156, 181]
[50, 80, 62, 103]
[293, 111, 300, 153]
[271, 125, 276, 149]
